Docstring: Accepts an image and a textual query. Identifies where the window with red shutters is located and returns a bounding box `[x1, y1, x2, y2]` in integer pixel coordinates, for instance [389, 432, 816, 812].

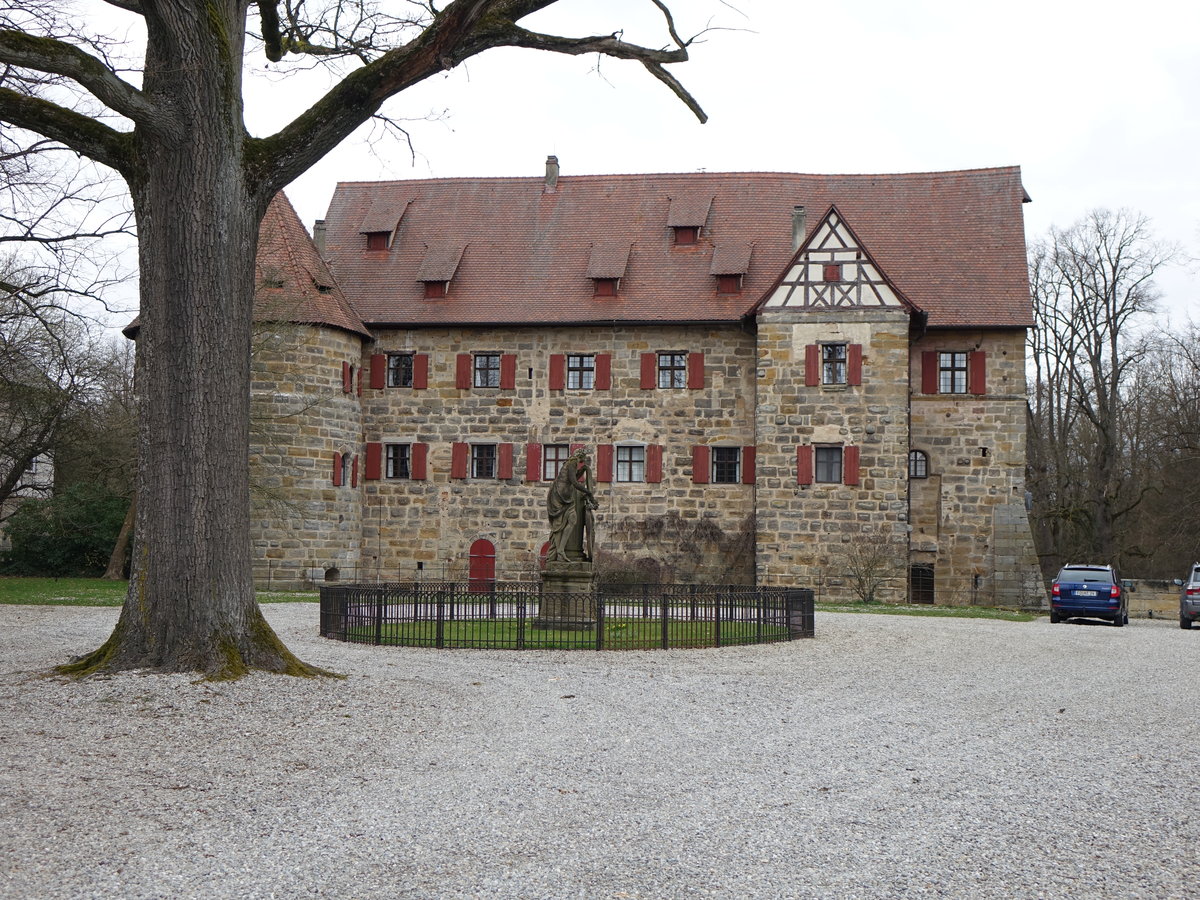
[805, 344, 820, 387]
[451, 442, 469, 478]
[645, 444, 663, 483]
[370, 354, 386, 389]
[823, 263, 842, 282]
[455, 354, 471, 389]
[687, 352, 705, 389]
[848, 343, 863, 386]
[843, 445, 860, 485]
[341, 361, 352, 393]
[797, 445, 814, 486]
[692, 445, 711, 484]
[921, 351, 939, 395]
[742, 446, 756, 484]
[526, 443, 542, 482]
[410, 443, 428, 481]
[596, 444, 614, 483]
[969, 350, 987, 395]
[496, 443, 514, 480]
[500, 354, 517, 390]
[365, 442, 382, 480]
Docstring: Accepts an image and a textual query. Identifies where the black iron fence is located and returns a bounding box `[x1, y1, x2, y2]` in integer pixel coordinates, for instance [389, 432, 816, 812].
[319, 581, 815, 650]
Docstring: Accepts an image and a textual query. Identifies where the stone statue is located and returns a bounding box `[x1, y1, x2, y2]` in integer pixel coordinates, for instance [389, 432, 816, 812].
[546, 448, 598, 563]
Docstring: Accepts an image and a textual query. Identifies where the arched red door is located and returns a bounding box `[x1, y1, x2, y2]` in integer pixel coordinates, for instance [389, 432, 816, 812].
[468, 539, 496, 592]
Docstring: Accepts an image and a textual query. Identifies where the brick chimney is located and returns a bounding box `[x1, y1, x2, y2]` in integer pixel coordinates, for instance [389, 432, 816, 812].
[545, 155, 560, 193]
[313, 219, 327, 255]
[791, 205, 806, 251]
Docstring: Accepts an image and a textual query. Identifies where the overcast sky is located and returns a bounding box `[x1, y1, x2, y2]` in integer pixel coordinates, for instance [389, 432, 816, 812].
[240, 0, 1200, 323]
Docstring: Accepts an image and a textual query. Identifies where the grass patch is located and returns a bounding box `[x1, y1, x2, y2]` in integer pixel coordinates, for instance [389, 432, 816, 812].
[345, 618, 789, 650]
[816, 602, 1037, 622]
[0, 577, 318, 607]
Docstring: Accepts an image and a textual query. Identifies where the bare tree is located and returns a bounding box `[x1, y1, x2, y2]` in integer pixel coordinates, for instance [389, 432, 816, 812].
[0, 0, 709, 677]
[1027, 209, 1178, 571]
[830, 529, 906, 604]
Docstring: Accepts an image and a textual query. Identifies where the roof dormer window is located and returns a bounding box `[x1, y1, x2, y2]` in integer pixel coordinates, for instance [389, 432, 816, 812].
[593, 278, 619, 298]
[416, 244, 465, 300]
[673, 226, 699, 246]
[424, 281, 448, 299]
[365, 232, 389, 251]
[715, 274, 742, 294]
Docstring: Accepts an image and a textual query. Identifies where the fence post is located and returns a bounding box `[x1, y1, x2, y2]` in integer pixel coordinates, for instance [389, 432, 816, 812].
[689, 583, 698, 621]
[374, 588, 383, 646]
[436, 595, 445, 649]
[517, 596, 526, 651]
[785, 588, 815, 639]
[714, 590, 722, 648]
[596, 592, 604, 651]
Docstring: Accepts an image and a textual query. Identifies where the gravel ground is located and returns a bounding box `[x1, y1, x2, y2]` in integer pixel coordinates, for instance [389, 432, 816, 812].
[1, 604, 1197, 900]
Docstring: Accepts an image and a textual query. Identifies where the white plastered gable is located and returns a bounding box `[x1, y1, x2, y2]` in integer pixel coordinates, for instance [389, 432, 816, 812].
[763, 206, 906, 309]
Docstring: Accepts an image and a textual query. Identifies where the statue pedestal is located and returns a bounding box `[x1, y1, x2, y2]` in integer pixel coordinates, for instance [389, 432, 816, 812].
[536, 561, 596, 630]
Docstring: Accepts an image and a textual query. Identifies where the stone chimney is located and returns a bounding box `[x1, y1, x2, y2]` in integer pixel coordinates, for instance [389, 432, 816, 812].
[313, 219, 327, 255]
[791, 205, 807, 252]
[545, 155, 560, 193]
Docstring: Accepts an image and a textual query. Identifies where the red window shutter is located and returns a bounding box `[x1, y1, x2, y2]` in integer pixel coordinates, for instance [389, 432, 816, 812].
[921, 351, 939, 395]
[455, 354, 471, 390]
[500, 354, 517, 390]
[848, 344, 863, 386]
[351, 453, 359, 488]
[526, 443, 542, 482]
[843, 445, 860, 485]
[640, 353, 656, 389]
[411, 443, 428, 481]
[692, 445, 710, 484]
[797, 445, 813, 486]
[687, 352, 705, 389]
[805, 345, 819, 387]
[596, 444, 613, 483]
[646, 445, 663, 483]
[498, 443, 514, 480]
[742, 446, 756, 484]
[356, 368, 363, 396]
[365, 442, 382, 480]
[595, 354, 612, 390]
[341, 361, 352, 393]
[332, 452, 343, 487]
[370, 354, 386, 390]
[549, 354, 566, 390]
[413, 354, 429, 389]
[970, 350, 987, 395]
[451, 442, 468, 478]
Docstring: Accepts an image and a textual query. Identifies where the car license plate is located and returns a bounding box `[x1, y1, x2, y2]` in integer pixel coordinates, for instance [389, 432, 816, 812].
[1076, 590, 1097, 597]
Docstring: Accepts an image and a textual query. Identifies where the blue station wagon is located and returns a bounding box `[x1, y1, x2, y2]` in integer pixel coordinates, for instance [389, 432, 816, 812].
[1051, 564, 1128, 626]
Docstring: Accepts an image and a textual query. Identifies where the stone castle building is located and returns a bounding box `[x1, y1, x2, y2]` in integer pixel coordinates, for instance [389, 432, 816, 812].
[240, 160, 1044, 606]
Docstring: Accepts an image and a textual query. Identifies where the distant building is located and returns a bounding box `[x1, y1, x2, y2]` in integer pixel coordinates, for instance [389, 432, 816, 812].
[195, 161, 1047, 605]
[0, 452, 53, 551]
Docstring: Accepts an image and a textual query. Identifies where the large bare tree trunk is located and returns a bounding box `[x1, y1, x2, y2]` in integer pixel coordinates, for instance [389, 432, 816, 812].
[62, 0, 321, 677]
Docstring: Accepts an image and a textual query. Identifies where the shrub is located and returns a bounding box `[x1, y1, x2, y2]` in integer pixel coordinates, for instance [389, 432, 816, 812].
[1, 484, 129, 577]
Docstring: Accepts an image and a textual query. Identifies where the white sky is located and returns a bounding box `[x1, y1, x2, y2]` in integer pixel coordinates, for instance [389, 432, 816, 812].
[239, 0, 1196, 325]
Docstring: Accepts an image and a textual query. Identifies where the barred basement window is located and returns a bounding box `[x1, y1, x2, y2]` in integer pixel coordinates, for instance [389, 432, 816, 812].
[471, 444, 497, 479]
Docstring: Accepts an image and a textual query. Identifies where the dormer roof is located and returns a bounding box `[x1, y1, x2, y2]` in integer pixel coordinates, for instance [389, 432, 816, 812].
[320, 167, 1033, 329]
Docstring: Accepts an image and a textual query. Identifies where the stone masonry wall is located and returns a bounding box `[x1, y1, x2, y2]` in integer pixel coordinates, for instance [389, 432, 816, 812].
[357, 324, 757, 583]
[250, 324, 365, 589]
[754, 309, 912, 603]
[909, 329, 1044, 607]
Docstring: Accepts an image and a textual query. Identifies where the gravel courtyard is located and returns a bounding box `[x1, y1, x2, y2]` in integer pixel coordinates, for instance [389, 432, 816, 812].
[1, 604, 1196, 899]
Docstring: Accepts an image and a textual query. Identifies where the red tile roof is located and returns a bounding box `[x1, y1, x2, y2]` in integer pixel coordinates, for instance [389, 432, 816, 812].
[256, 193, 371, 339]
[320, 168, 1032, 329]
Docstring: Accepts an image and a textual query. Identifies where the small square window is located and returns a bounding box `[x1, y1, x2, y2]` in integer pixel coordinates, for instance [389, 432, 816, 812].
[424, 281, 447, 299]
[616, 445, 645, 483]
[474, 353, 501, 388]
[471, 444, 496, 479]
[815, 447, 842, 483]
[823, 263, 842, 282]
[822, 343, 847, 385]
[715, 274, 742, 294]
[543, 444, 570, 481]
[939, 352, 969, 394]
[366, 232, 389, 251]
[674, 226, 698, 246]
[387, 353, 414, 388]
[712, 447, 740, 484]
[657, 351, 687, 389]
[593, 278, 618, 297]
[566, 354, 595, 390]
[386, 444, 411, 479]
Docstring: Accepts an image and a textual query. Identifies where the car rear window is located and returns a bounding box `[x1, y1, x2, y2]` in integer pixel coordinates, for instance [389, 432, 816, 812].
[1058, 567, 1113, 583]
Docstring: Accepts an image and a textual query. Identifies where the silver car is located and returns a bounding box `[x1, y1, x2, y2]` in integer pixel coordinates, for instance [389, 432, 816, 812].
[1181, 563, 1200, 630]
